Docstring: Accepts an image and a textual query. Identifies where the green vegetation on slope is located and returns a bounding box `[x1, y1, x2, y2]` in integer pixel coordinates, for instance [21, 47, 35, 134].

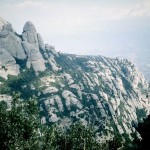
[0, 93, 105, 150]
[0, 93, 138, 150]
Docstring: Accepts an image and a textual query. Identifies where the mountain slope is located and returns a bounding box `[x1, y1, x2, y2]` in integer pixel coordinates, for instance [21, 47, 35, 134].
[0, 18, 149, 141]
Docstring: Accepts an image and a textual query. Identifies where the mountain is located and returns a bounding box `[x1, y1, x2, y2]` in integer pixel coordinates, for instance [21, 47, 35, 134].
[0, 18, 149, 141]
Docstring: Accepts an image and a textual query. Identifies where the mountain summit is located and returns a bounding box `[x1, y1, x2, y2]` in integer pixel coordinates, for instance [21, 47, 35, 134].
[0, 20, 46, 78]
[0, 18, 149, 141]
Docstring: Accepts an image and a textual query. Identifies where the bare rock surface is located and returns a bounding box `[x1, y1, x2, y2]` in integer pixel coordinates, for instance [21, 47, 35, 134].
[22, 21, 46, 72]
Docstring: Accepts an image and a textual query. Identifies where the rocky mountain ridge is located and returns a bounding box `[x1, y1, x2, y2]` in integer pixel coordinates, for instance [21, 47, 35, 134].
[0, 17, 149, 141]
[0, 18, 47, 78]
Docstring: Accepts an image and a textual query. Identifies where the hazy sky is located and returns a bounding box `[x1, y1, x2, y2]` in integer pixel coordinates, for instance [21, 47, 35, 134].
[0, 0, 150, 57]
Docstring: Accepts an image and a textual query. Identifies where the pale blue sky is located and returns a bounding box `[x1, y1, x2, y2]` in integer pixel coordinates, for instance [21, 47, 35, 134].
[0, 0, 150, 57]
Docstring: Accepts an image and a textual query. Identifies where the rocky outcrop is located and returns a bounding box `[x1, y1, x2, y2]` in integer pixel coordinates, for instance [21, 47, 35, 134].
[22, 21, 46, 72]
[0, 19, 48, 78]
[37, 33, 45, 50]
[0, 18, 22, 78]
[45, 44, 58, 56]
[0, 19, 47, 78]
[0, 23, 26, 60]
[0, 48, 20, 79]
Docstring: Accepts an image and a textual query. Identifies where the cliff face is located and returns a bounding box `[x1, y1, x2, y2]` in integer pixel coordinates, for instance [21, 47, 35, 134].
[0, 18, 149, 141]
[0, 19, 45, 78]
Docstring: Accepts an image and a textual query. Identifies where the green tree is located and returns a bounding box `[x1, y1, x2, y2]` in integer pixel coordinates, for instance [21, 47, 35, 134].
[0, 92, 112, 150]
[108, 135, 122, 150]
[56, 123, 105, 150]
[0, 93, 41, 150]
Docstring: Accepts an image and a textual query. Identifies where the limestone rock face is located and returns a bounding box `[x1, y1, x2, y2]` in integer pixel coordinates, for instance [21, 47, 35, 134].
[45, 44, 58, 56]
[0, 23, 26, 60]
[0, 48, 20, 79]
[37, 33, 45, 50]
[22, 21, 46, 72]
[22, 21, 38, 45]
[0, 19, 47, 78]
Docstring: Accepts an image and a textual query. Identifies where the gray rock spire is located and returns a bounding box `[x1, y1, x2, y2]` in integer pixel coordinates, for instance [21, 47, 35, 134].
[22, 21, 46, 72]
[23, 21, 36, 32]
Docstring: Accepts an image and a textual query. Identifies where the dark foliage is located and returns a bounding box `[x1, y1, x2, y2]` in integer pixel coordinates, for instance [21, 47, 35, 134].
[0, 93, 109, 150]
[135, 115, 150, 150]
